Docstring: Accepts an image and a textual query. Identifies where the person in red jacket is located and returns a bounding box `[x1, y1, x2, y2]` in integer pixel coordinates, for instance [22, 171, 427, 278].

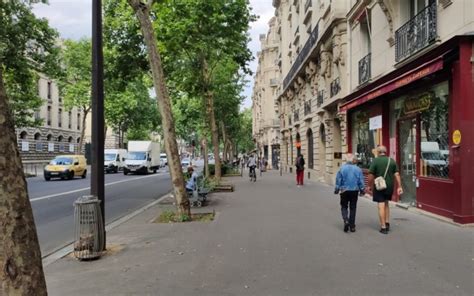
[295, 154, 305, 186]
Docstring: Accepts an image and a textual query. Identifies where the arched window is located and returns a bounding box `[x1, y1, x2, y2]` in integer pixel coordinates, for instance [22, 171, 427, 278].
[20, 131, 28, 139]
[57, 135, 63, 142]
[289, 135, 293, 165]
[47, 134, 53, 141]
[34, 133, 42, 151]
[319, 124, 327, 174]
[34, 133, 41, 141]
[307, 129, 314, 169]
[68, 136, 73, 143]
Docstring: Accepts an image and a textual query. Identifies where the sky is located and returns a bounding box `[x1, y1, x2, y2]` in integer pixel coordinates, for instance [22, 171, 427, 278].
[32, 0, 275, 109]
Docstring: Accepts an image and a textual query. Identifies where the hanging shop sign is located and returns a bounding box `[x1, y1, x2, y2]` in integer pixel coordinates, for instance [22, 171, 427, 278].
[403, 92, 432, 115]
[452, 130, 461, 145]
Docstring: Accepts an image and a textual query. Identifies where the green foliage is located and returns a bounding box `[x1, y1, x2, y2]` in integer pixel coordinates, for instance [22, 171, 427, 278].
[236, 108, 254, 153]
[0, 0, 60, 127]
[59, 39, 92, 114]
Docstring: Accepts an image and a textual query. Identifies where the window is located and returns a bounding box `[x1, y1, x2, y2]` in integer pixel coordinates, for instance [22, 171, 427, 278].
[77, 112, 81, 130]
[360, 10, 371, 55]
[68, 111, 72, 129]
[47, 106, 52, 126]
[47, 81, 52, 100]
[58, 108, 62, 128]
[351, 109, 381, 169]
[34, 133, 42, 151]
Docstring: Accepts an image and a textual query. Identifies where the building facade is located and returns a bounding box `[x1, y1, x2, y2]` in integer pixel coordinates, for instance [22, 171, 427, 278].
[254, 0, 473, 223]
[252, 17, 281, 169]
[273, 0, 349, 183]
[16, 75, 84, 162]
[341, 0, 474, 223]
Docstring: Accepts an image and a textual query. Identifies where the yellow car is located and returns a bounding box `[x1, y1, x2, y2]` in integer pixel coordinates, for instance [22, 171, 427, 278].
[44, 155, 87, 181]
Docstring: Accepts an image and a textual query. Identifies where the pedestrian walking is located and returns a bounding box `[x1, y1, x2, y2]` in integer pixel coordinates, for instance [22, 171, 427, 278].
[366, 146, 403, 234]
[334, 154, 365, 233]
[295, 154, 305, 186]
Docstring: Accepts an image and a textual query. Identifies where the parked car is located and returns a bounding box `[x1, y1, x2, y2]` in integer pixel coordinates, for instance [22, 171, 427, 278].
[104, 149, 127, 173]
[44, 155, 87, 181]
[181, 158, 191, 168]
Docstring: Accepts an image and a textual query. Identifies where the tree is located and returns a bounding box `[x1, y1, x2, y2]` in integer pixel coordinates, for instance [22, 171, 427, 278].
[0, 1, 58, 294]
[59, 39, 92, 151]
[151, 0, 256, 180]
[1, 0, 60, 128]
[127, 0, 190, 217]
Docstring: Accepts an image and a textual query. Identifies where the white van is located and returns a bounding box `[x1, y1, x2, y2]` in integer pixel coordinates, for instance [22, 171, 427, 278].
[124, 141, 160, 175]
[104, 149, 128, 173]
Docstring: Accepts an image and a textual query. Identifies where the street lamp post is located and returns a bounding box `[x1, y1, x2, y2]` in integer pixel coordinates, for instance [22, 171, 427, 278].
[91, 0, 105, 250]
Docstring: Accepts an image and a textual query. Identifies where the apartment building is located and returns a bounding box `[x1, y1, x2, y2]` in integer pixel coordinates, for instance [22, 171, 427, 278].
[254, 0, 473, 223]
[252, 17, 281, 169]
[340, 0, 474, 223]
[16, 75, 84, 162]
[272, 0, 350, 183]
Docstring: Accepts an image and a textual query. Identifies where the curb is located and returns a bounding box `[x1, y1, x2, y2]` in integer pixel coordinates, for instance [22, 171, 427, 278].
[42, 192, 172, 267]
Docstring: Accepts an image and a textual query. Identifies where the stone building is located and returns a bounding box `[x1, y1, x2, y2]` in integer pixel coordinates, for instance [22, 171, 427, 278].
[16, 75, 85, 162]
[340, 0, 474, 223]
[273, 0, 349, 183]
[252, 17, 281, 169]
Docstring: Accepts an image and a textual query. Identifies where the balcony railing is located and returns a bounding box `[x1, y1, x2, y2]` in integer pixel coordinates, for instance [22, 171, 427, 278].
[283, 23, 319, 90]
[330, 77, 341, 97]
[395, 1, 437, 62]
[304, 0, 312, 13]
[304, 100, 311, 116]
[317, 91, 324, 107]
[293, 110, 299, 123]
[358, 53, 371, 85]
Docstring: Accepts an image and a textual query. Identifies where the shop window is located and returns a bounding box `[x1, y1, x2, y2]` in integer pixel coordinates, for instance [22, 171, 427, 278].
[390, 81, 449, 179]
[351, 110, 380, 168]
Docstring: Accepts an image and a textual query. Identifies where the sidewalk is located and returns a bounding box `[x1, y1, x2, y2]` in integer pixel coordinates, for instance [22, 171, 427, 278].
[45, 170, 474, 296]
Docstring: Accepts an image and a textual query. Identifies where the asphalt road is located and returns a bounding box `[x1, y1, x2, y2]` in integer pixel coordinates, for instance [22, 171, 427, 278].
[28, 168, 173, 256]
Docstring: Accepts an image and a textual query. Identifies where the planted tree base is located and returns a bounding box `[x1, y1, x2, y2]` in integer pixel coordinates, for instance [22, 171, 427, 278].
[153, 210, 215, 223]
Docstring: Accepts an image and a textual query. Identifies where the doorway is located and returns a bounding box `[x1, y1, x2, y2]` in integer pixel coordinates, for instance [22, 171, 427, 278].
[398, 116, 417, 205]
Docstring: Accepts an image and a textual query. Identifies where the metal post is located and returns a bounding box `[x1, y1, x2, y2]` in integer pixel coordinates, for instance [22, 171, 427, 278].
[91, 0, 105, 250]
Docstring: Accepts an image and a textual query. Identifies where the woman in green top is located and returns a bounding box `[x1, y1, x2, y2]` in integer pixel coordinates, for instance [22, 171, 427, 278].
[367, 146, 403, 234]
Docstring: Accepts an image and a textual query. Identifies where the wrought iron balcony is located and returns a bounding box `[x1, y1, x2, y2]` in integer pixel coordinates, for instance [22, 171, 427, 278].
[317, 91, 324, 107]
[293, 109, 300, 123]
[283, 23, 319, 90]
[330, 77, 341, 97]
[358, 53, 371, 85]
[304, 0, 312, 13]
[304, 100, 312, 116]
[395, 1, 437, 62]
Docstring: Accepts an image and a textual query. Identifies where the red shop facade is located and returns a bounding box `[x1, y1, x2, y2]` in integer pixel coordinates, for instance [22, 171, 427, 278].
[340, 36, 474, 224]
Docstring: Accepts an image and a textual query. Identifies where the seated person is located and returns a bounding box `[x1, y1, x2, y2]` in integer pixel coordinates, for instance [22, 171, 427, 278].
[185, 166, 198, 192]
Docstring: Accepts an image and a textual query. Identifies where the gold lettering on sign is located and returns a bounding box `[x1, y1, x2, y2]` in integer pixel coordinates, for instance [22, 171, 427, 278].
[403, 92, 432, 115]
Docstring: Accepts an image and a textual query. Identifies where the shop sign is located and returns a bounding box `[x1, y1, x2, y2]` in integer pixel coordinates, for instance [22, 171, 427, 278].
[452, 130, 461, 145]
[369, 115, 382, 130]
[403, 92, 432, 115]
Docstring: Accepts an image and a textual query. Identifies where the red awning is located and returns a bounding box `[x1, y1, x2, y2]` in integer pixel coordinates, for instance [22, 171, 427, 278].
[340, 57, 444, 112]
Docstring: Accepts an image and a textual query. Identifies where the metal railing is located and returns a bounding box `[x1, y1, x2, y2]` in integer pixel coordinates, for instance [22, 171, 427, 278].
[358, 53, 371, 85]
[317, 90, 325, 107]
[330, 77, 341, 97]
[395, 1, 437, 62]
[304, 0, 312, 13]
[304, 100, 312, 116]
[283, 23, 319, 90]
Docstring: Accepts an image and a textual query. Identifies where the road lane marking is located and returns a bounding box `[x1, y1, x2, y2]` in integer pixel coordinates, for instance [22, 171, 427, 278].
[30, 173, 168, 202]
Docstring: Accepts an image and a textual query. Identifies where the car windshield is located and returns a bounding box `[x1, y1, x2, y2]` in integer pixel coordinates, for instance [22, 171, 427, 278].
[422, 152, 443, 160]
[104, 153, 116, 161]
[128, 152, 146, 160]
[50, 157, 73, 165]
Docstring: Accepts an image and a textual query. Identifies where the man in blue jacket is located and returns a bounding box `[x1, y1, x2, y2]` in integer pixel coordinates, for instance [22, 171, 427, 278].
[335, 154, 365, 233]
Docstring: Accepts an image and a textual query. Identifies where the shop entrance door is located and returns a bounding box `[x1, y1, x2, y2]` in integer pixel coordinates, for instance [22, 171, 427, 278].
[398, 117, 417, 205]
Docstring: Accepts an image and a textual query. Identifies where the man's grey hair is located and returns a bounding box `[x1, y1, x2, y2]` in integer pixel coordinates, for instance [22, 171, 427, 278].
[345, 153, 354, 163]
[377, 145, 387, 155]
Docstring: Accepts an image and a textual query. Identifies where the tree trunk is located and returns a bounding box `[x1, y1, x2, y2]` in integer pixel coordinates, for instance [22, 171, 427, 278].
[128, 0, 190, 216]
[78, 106, 90, 154]
[202, 59, 221, 180]
[202, 137, 209, 179]
[220, 121, 228, 162]
[0, 67, 47, 295]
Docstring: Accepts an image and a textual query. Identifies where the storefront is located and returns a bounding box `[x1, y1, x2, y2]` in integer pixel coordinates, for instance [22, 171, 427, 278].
[340, 36, 474, 224]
